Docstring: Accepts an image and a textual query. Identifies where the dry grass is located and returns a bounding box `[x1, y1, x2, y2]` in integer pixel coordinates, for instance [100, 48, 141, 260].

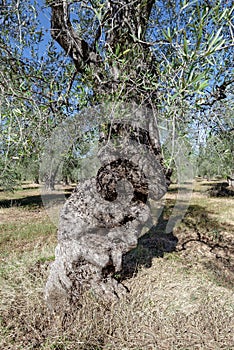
[0, 181, 234, 349]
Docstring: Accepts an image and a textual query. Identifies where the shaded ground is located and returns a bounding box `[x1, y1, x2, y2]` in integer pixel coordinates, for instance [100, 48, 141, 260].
[207, 181, 234, 197]
[120, 181, 234, 289]
[0, 186, 74, 209]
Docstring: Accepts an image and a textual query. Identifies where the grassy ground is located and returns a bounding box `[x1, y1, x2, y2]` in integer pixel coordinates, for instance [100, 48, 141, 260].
[0, 181, 233, 349]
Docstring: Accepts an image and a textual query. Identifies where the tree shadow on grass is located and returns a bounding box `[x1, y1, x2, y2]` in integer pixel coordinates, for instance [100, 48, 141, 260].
[207, 182, 234, 197]
[119, 198, 234, 288]
[0, 195, 44, 208]
[0, 188, 74, 209]
[120, 203, 178, 280]
[165, 186, 189, 193]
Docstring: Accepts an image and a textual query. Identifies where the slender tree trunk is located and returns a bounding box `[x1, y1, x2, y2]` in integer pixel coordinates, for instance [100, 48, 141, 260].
[44, 163, 60, 191]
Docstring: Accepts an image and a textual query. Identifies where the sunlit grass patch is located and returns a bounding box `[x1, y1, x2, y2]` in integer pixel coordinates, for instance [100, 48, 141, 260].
[1, 251, 234, 350]
[0, 180, 233, 349]
[0, 219, 56, 256]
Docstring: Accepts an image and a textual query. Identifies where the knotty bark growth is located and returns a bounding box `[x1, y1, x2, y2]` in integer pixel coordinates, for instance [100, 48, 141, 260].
[45, 1, 169, 310]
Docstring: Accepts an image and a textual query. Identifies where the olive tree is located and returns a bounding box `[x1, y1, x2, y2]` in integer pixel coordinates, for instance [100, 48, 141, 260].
[44, 0, 234, 309]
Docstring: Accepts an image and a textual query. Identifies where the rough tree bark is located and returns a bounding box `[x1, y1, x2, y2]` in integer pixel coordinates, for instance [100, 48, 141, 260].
[49, 0, 157, 100]
[45, 0, 169, 311]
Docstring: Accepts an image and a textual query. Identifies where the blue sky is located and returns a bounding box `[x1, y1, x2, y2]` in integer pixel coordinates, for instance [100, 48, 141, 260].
[36, 1, 52, 55]
[31, 0, 64, 57]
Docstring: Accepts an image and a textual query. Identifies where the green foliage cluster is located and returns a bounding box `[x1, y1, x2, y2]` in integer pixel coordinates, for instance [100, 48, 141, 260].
[0, 0, 233, 189]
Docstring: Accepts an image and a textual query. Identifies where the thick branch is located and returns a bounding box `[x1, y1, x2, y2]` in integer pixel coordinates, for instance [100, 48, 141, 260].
[50, 0, 157, 100]
[50, 0, 98, 72]
[105, 0, 155, 50]
[200, 79, 234, 107]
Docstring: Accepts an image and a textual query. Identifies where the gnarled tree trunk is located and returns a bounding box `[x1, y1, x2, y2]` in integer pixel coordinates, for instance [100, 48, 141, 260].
[45, 0, 169, 311]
